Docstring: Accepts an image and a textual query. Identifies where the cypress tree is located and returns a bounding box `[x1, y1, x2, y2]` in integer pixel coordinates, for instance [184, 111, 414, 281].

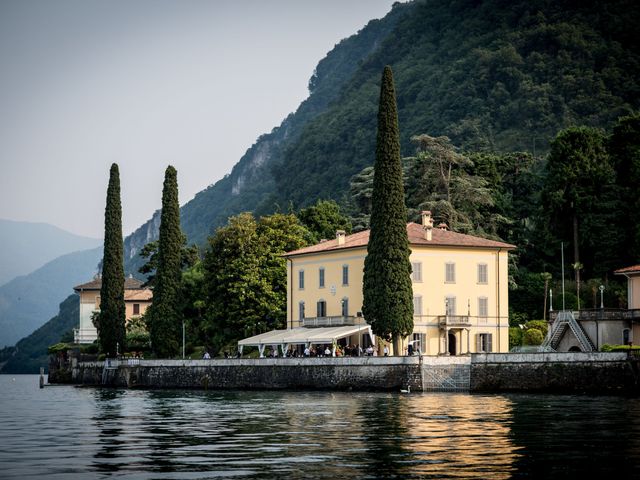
[362, 66, 413, 355]
[149, 165, 183, 357]
[98, 163, 126, 356]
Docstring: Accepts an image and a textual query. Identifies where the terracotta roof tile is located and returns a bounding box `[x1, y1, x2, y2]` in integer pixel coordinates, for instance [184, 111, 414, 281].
[285, 223, 515, 257]
[614, 265, 640, 274]
[124, 289, 153, 301]
[74, 277, 146, 291]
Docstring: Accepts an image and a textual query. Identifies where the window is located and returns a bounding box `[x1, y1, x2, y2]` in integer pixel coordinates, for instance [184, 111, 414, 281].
[413, 295, 422, 316]
[445, 262, 456, 283]
[623, 329, 631, 345]
[476, 333, 493, 353]
[412, 333, 426, 355]
[412, 262, 422, 282]
[299, 301, 305, 320]
[477, 263, 488, 284]
[341, 297, 349, 316]
[342, 265, 349, 286]
[317, 300, 327, 317]
[478, 297, 488, 321]
[133, 303, 140, 315]
[298, 270, 305, 290]
[446, 296, 456, 316]
[319, 267, 325, 288]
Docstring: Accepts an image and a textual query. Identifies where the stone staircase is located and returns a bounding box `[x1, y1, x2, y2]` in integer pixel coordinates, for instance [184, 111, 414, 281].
[542, 310, 596, 352]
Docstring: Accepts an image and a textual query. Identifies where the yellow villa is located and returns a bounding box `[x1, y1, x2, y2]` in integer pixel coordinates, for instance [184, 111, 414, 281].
[73, 275, 152, 344]
[283, 211, 514, 355]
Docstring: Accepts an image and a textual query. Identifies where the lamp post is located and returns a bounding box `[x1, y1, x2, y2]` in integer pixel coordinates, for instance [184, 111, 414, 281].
[182, 319, 185, 360]
[599, 285, 605, 309]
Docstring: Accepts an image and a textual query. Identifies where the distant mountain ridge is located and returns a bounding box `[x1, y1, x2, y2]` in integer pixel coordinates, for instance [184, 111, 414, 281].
[0, 247, 102, 348]
[0, 219, 101, 287]
[0, 294, 78, 374]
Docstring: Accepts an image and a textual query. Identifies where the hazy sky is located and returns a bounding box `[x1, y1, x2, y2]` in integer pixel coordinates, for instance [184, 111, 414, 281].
[0, 0, 397, 238]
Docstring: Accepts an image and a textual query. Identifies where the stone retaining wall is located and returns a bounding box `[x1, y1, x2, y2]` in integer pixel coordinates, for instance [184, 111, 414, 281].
[49, 352, 640, 394]
[471, 352, 639, 394]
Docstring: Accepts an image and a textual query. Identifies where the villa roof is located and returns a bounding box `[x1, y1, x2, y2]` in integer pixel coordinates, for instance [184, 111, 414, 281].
[284, 222, 515, 257]
[614, 265, 640, 275]
[124, 289, 153, 302]
[74, 276, 147, 291]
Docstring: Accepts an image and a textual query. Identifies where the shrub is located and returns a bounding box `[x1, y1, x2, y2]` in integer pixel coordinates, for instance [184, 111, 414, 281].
[525, 320, 548, 338]
[523, 328, 544, 346]
[509, 327, 523, 348]
[47, 342, 73, 354]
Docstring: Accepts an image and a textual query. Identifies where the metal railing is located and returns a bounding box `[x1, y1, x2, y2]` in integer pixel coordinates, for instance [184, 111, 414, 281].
[549, 309, 640, 322]
[299, 316, 367, 328]
[437, 315, 473, 327]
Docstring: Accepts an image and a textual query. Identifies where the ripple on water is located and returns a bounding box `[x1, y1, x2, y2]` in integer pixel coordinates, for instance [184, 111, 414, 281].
[2, 377, 640, 478]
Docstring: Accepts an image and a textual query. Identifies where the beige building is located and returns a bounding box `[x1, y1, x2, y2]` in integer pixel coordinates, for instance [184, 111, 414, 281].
[282, 211, 514, 355]
[73, 275, 152, 344]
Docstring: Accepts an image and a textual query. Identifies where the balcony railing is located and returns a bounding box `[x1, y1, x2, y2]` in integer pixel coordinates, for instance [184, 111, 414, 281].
[300, 316, 367, 328]
[549, 309, 640, 322]
[437, 315, 472, 327]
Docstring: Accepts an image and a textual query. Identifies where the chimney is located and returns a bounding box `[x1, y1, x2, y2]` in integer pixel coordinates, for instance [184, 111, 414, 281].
[421, 210, 433, 241]
[438, 222, 448, 231]
[336, 230, 346, 246]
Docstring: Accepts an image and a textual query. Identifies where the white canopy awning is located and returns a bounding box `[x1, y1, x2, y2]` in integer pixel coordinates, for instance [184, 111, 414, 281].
[238, 324, 373, 348]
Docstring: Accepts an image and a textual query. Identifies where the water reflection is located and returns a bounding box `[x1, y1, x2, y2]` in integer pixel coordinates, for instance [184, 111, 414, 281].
[3, 376, 640, 479]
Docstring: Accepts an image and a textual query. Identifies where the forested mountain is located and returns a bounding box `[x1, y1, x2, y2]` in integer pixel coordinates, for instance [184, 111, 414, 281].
[0, 294, 78, 374]
[121, 0, 639, 274]
[0, 247, 102, 348]
[0, 219, 100, 287]
[271, 0, 640, 208]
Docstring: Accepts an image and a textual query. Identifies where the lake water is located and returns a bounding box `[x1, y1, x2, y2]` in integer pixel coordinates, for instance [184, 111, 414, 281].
[1, 375, 639, 479]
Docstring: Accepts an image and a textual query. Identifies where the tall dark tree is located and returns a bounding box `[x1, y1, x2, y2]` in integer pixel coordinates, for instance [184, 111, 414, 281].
[98, 163, 125, 356]
[362, 66, 413, 355]
[609, 113, 640, 265]
[148, 166, 183, 358]
[540, 127, 618, 279]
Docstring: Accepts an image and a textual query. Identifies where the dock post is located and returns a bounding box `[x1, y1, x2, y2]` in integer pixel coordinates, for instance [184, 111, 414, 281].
[39, 367, 44, 388]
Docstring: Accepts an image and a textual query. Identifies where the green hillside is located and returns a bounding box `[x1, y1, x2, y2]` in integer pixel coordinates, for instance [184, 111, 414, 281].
[271, 0, 640, 209]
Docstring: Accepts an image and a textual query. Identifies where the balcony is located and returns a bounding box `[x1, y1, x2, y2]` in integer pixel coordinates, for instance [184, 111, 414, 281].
[300, 316, 367, 328]
[437, 315, 472, 328]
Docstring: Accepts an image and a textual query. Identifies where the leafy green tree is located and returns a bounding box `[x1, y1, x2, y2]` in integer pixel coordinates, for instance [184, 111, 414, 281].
[97, 163, 125, 356]
[362, 66, 414, 355]
[405, 134, 497, 234]
[148, 166, 183, 358]
[204, 213, 309, 352]
[298, 199, 352, 243]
